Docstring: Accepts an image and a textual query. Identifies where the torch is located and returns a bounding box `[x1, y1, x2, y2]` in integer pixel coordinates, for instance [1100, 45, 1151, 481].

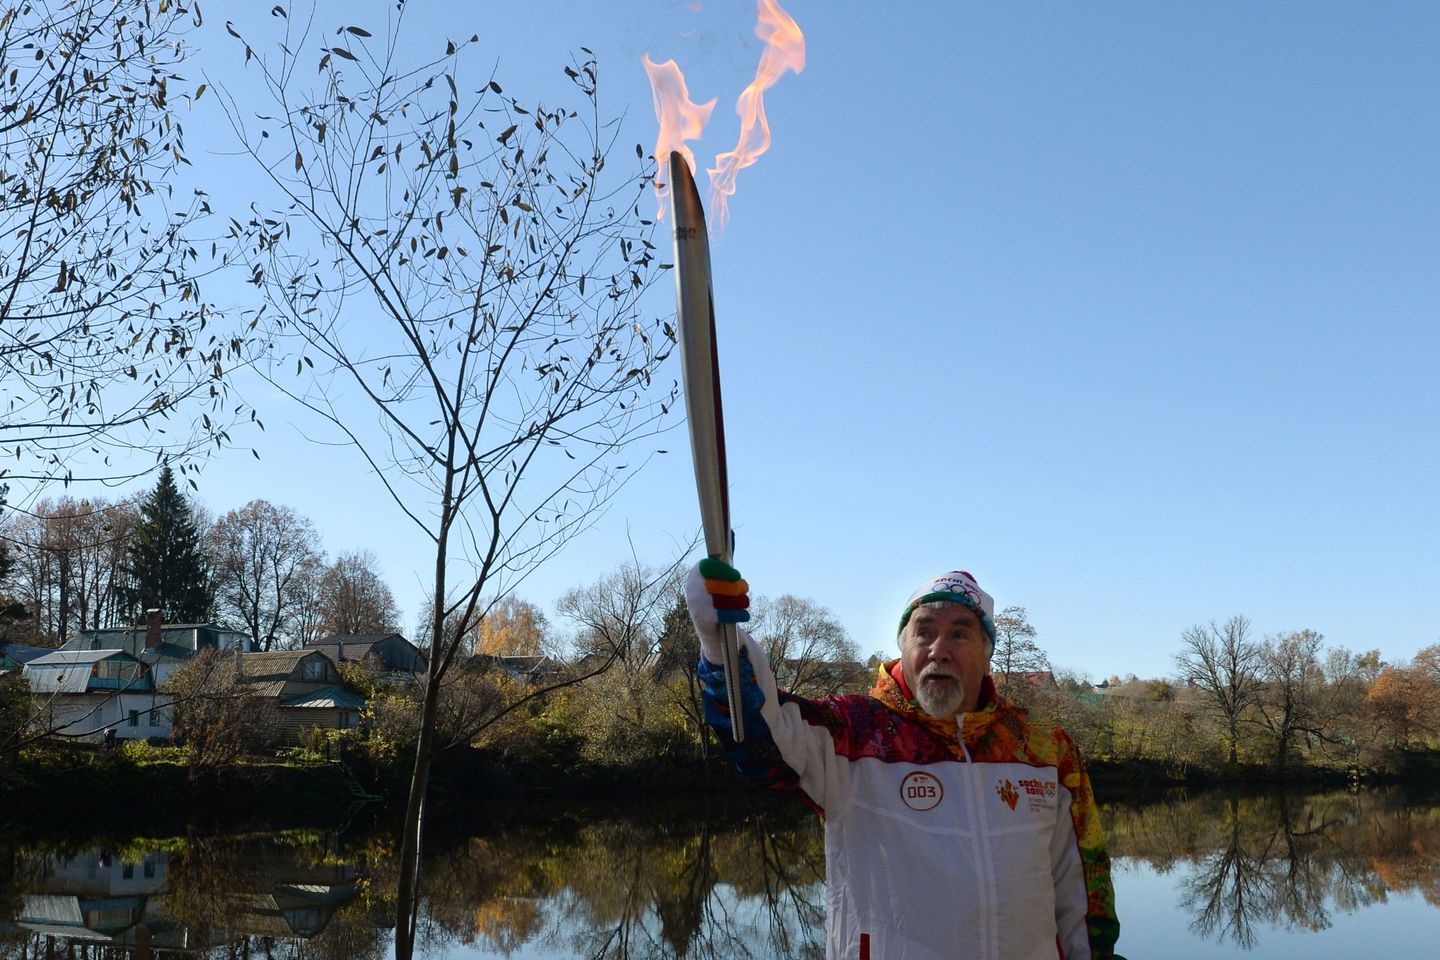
[668, 151, 747, 742]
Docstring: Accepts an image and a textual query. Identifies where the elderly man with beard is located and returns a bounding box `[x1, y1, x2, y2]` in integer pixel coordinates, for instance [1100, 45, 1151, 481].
[686, 563, 1123, 960]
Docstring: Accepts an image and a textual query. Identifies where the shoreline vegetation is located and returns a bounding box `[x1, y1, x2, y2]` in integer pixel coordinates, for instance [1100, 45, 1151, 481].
[8, 737, 1440, 839]
[9, 625, 1439, 837]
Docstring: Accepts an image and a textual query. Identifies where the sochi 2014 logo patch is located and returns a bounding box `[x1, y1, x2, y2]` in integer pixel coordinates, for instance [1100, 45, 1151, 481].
[900, 771, 943, 811]
[997, 777, 1057, 812]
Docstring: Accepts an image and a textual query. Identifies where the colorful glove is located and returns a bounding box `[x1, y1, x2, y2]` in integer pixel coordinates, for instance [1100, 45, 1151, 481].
[685, 558, 751, 663]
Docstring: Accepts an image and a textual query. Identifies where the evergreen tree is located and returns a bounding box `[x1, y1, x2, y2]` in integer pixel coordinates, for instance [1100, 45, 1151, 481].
[123, 466, 213, 623]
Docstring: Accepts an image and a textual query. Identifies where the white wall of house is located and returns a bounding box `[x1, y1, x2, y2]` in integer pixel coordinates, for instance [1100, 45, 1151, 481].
[147, 659, 187, 686]
[33, 693, 174, 741]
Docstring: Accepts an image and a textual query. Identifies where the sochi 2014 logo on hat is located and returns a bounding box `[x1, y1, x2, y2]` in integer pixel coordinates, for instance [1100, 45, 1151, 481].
[932, 572, 979, 597]
[900, 771, 943, 811]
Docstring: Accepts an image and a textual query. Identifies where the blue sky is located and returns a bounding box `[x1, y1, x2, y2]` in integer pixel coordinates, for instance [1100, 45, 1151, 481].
[54, 1, 1440, 680]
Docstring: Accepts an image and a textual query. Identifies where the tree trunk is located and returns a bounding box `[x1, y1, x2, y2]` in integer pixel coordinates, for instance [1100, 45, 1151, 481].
[393, 669, 442, 959]
[394, 490, 455, 960]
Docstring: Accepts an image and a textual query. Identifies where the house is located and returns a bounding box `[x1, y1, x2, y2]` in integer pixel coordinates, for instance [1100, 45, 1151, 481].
[774, 658, 871, 696]
[14, 848, 167, 945]
[69, 610, 251, 686]
[11, 844, 362, 954]
[466, 653, 566, 684]
[0, 642, 54, 676]
[23, 649, 172, 741]
[213, 650, 366, 746]
[306, 632, 427, 678]
[228, 863, 361, 939]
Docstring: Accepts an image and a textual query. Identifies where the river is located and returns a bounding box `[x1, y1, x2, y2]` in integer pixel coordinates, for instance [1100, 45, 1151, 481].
[3, 786, 1436, 958]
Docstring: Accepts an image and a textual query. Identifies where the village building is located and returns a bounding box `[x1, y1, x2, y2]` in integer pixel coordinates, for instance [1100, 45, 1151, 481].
[466, 653, 566, 684]
[66, 610, 252, 685]
[305, 632, 427, 679]
[23, 649, 172, 741]
[212, 649, 366, 746]
[0, 642, 53, 676]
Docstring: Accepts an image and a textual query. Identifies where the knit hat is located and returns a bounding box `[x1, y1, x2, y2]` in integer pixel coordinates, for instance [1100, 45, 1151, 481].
[897, 570, 997, 643]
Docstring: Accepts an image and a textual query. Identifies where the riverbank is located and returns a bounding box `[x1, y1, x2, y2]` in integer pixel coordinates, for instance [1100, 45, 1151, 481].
[8, 740, 1440, 837]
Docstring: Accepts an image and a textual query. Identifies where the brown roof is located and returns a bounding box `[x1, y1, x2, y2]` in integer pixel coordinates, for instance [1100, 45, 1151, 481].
[212, 650, 327, 698]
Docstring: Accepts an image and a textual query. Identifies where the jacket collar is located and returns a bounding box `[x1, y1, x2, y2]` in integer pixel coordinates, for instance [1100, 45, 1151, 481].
[871, 658, 1008, 740]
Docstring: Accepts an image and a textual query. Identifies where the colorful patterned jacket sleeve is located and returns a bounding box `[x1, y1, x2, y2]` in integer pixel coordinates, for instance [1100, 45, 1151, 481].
[1053, 730, 1122, 959]
[697, 632, 852, 814]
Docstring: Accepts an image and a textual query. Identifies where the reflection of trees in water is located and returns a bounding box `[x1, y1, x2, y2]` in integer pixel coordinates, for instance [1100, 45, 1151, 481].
[413, 796, 826, 959]
[8, 789, 1435, 958]
[1108, 788, 1440, 951]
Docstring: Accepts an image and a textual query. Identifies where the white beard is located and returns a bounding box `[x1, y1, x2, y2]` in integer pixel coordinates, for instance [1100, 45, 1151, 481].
[915, 673, 967, 718]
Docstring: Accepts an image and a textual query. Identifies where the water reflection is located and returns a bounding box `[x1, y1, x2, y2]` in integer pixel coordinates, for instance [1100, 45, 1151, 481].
[415, 804, 826, 959]
[1105, 788, 1440, 952]
[1, 788, 1436, 958]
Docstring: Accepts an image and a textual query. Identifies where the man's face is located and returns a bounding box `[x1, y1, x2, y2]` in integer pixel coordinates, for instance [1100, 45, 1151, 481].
[901, 603, 991, 718]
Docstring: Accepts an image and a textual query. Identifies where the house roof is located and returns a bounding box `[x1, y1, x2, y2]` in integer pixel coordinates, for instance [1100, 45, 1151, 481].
[280, 686, 366, 710]
[307, 633, 422, 662]
[313, 633, 404, 645]
[137, 643, 197, 663]
[1, 643, 54, 665]
[24, 668, 98, 694]
[71, 623, 250, 657]
[468, 653, 558, 674]
[24, 650, 148, 694]
[208, 650, 344, 699]
[28, 649, 137, 666]
[307, 636, 384, 660]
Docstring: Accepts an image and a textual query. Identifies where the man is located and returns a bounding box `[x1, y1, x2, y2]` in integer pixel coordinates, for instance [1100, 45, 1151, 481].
[687, 562, 1122, 960]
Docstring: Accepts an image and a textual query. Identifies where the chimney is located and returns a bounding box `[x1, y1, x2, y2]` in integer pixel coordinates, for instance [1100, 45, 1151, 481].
[145, 609, 162, 650]
[234, 642, 244, 677]
[337, 639, 345, 662]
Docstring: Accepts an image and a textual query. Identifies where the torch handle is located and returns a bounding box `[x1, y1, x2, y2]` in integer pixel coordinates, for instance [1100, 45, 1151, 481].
[669, 151, 746, 742]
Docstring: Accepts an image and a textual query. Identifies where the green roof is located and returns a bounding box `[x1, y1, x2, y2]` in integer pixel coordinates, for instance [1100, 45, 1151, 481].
[279, 685, 366, 710]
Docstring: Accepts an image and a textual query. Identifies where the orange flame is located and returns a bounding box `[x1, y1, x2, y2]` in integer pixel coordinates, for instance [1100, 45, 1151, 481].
[644, 0, 804, 228]
[706, 0, 805, 229]
[642, 53, 716, 221]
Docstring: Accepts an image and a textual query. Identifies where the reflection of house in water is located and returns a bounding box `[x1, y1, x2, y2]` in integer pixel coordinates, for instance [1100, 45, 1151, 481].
[12, 849, 177, 951]
[227, 864, 362, 939]
[5, 846, 366, 956]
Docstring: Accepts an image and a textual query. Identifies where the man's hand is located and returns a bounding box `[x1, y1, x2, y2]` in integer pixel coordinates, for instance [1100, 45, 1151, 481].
[685, 558, 751, 663]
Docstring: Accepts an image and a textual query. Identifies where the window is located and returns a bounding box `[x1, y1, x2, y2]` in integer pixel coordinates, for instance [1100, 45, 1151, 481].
[122, 864, 134, 880]
[303, 658, 324, 681]
[127, 710, 139, 727]
[149, 708, 163, 727]
[143, 861, 156, 879]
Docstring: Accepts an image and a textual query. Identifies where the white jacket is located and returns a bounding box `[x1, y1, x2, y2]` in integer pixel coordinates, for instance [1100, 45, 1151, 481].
[700, 635, 1121, 960]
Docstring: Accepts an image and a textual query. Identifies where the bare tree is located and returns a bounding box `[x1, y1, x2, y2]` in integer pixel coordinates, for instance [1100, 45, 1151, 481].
[1255, 629, 1328, 770]
[208, 500, 324, 650]
[1176, 616, 1263, 765]
[4, 497, 138, 645]
[750, 594, 859, 698]
[220, 10, 674, 955]
[559, 561, 682, 761]
[990, 605, 1052, 704]
[315, 550, 400, 638]
[164, 650, 262, 773]
[0, 0, 251, 493]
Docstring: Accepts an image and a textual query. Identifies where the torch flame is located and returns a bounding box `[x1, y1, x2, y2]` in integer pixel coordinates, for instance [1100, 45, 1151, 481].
[707, 0, 805, 229]
[642, 53, 716, 221]
[644, 0, 804, 227]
